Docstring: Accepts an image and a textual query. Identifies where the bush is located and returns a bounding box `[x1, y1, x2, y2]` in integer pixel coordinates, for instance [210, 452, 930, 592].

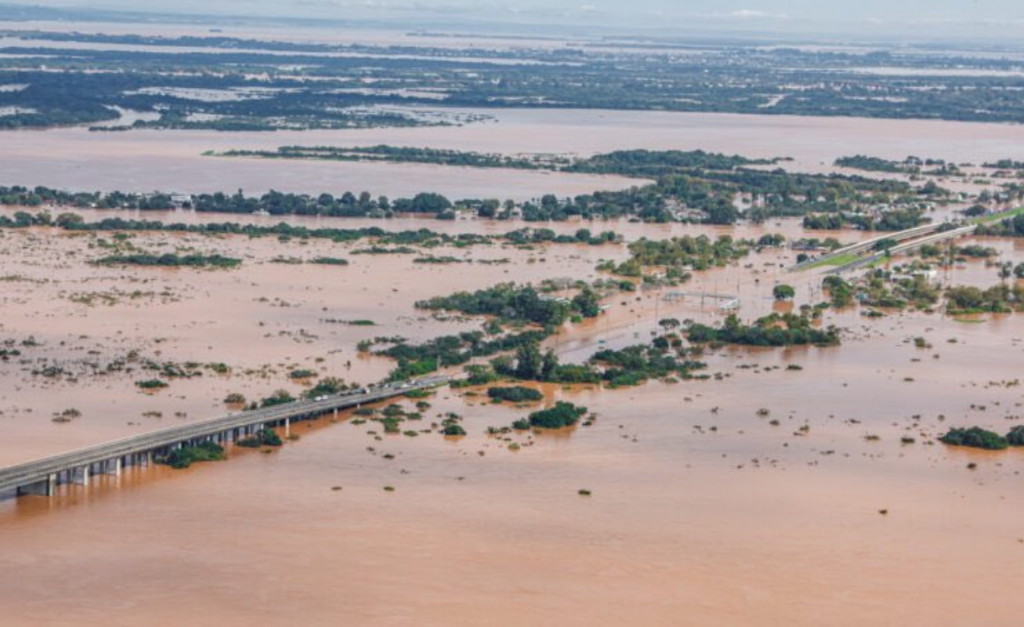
[528, 402, 588, 429]
[135, 379, 168, 390]
[237, 428, 284, 448]
[442, 424, 467, 436]
[161, 441, 224, 469]
[487, 386, 544, 403]
[773, 284, 796, 301]
[1007, 426, 1024, 447]
[939, 427, 1008, 451]
[260, 390, 296, 407]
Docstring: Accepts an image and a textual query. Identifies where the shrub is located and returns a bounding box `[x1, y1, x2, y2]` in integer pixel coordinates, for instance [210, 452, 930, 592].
[260, 390, 296, 408]
[161, 441, 224, 469]
[487, 386, 544, 403]
[1007, 426, 1024, 447]
[135, 379, 168, 390]
[939, 427, 1008, 451]
[528, 402, 588, 429]
[237, 428, 284, 448]
[773, 284, 796, 301]
[443, 424, 467, 436]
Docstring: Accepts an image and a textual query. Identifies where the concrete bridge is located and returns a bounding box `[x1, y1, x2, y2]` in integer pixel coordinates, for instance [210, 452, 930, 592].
[0, 375, 448, 499]
[789, 222, 948, 272]
[823, 224, 977, 275]
[792, 207, 1023, 273]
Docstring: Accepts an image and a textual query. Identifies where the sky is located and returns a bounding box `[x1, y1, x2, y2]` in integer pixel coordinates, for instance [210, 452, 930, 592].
[5, 1, 1024, 40]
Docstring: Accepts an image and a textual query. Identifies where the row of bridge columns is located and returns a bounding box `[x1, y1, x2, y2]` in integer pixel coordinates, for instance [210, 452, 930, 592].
[15, 412, 316, 498]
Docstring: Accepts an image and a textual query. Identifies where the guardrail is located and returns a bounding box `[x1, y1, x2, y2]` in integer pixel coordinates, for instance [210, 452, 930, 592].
[0, 375, 449, 497]
[789, 222, 944, 272]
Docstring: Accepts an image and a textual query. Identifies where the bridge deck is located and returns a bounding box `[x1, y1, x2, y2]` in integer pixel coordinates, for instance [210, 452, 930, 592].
[0, 376, 448, 496]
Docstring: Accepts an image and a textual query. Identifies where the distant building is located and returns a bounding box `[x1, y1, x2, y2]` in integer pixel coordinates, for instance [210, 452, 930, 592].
[170, 194, 192, 209]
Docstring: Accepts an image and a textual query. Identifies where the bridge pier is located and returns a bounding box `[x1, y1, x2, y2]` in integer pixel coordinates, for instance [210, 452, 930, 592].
[16, 473, 56, 497]
[0, 381, 445, 501]
[70, 466, 90, 487]
[96, 458, 122, 476]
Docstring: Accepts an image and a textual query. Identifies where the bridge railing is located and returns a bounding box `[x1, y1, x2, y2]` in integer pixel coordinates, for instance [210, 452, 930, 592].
[0, 377, 448, 492]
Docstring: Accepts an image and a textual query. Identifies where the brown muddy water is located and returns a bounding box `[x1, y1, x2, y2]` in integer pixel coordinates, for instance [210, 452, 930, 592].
[1, 210, 1023, 626]
[2, 107, 1023, 200]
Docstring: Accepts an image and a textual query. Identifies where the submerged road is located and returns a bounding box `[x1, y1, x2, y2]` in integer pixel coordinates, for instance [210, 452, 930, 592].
[0, 375, 449, 498]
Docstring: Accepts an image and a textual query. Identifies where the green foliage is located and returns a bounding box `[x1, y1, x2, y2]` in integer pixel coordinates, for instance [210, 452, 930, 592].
[463, 364, 500, 386]
[259, 390, 296, 408]
[237, 428, 284, 448]
[383, 329, 548, 381]
[310, 257, 349, 266]
[442, 424, 467, 436]
[1007, 426, 1024, 447]
[417, 283, 597, 327]
[773, 284, 796, 301]
[835, 155, 915, 173]
[687, 313, 840, 347]
[939, 427, 1009, 451]
[946, 285, 1024, 314]
[528, 402, 589, 429]
[804, 208, 928, 232]
[135, 379, 168, 390]
[487, 386, 544, 403]
[303, 377, 347, 399]
[94, 253, 241, 269]
[161, 441, 225, 469]
[591, 343, 706, 386]
[823, 276, 855, 308]
[605, 235, 751, 279]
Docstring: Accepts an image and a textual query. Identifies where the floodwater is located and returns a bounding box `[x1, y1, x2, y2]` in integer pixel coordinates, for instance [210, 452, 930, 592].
[1, 208, 1023, 626]
[0, 119, 642, 201]
[2, 107, 1024, 201]
[2, 40, 1024, 621]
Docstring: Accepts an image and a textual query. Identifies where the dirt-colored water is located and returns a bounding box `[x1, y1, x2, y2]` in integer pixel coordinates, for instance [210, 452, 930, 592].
[0, 106, 1020, 200]
[1, 209, 1023, 626]
[2, 35, 1024, 620]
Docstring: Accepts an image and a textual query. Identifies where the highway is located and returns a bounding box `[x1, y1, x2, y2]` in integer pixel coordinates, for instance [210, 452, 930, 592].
[824, 224, 977, 275]
[788, 222, 946, 272]
[0, 375, 449, 498]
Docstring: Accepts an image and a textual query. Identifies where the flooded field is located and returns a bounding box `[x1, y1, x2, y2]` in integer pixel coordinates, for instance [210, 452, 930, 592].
[1, 200, 1023, 625]
[2, 108, 1024, 199]
[4, 19, 1024, 618]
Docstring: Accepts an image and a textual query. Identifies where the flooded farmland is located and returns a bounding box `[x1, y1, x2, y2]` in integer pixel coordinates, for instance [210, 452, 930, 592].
[3, 15, 1024, 624]
[3, 107, 1024, 200]
[1, 199, 1023, 625]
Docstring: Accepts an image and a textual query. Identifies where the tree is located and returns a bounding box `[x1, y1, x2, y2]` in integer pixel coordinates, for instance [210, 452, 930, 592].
[515, 342, 544, 380]
[706, 199, 739, 225]
[540, 350, 559, 381]
[659, 318, 681, 331]
[873, 238, 899, 253]
[571, 287, 601, 318]
[773, 284, 796, 301]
